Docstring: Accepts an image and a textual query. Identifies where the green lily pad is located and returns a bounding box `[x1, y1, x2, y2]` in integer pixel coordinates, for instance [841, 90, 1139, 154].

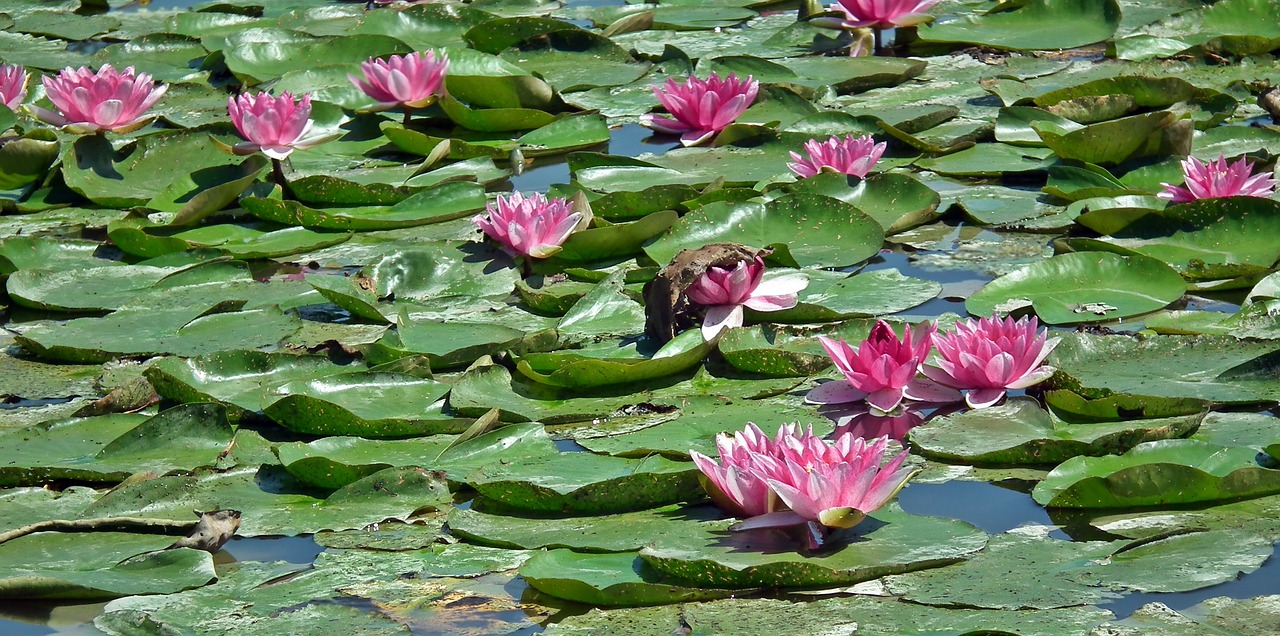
[240, 182, 486, 230]
[966, 251, 1187, 324]
[145, 350, 357, 419]
[575, 396, 827, 459]
[275, 422, 557, 489]
[1083, 197, 1280, 275]
[467, 452, 699, 514]
[60, 128, 246, 209]
[918, 0, 1122, 50]
[521, 550, 737, 607]
[515, 329, 712, 389]
[16, 305, 302, 364]
[1048, 332, 1280, 404]
[0, 533, 214, 600]
[263, 372, 460, 438]
[639, 504, 987, 589]
[906, 397, 1204, 465]
[1033, 110, 1190, 166]
[1033, 439, 1280, 508]
[779, 173, 941, 234]
[885, 531, 1125, 609]
[82, 465, 451, 537]
[644, 193, 884, 269]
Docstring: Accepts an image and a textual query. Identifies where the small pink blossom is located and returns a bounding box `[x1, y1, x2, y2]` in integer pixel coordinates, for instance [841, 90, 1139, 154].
[640, 73, 758, 147]
[473, 192, 585, 259]
[692, 425, 916, 532]
[349, 51, 449, 111]
[690, 422, 792, 518]
[0, 64, 28, 111]
[816, 0, 941, 29]
[227, 92, 332, 160]
[30, 64, 166, 134]
[1159, 155, 1277, 203]
[808, 320, 958, 413]
[788, 134, 886, 179]
[686, 256, 807, 340]
[922, 314, 1060, 409]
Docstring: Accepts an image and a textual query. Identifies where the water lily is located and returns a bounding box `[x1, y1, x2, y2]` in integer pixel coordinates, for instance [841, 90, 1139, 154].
[788, 134, 886, 179]
[690, 422, 792, 518]
[473, 191, 586, 259]
[808, 320, 957, 413]
[692, 424, 916, 534]
[227, 91, 331, 160]
[30, 64, 166, 134]
[0, 64, 28, 111]
[640, 72, 758, 146]
[819, 0, 941, 29]
[1159, 154, 1278, 203]
[349, 51, 449, 120]
[922, 314, 1060, 409]
[686, 256, 808, 340]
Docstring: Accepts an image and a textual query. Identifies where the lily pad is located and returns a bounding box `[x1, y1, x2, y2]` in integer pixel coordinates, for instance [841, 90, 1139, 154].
[906, 397, 1205, 465]
[644, 193, 884, 269]
[965, 251, 1186, 324]
[0, 533, 214, 600]
[263, 372, 460, 438]
[1033, 439, 1280, 508]
[467, 452, 700, 514]
[521, 550, 737, 607]
[639, 504, 987, 589]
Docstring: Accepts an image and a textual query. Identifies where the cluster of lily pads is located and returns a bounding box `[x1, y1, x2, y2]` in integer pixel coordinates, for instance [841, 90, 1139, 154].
[4, 0, 1280, 632]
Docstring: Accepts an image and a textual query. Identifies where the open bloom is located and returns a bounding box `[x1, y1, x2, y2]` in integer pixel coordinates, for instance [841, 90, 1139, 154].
[759, 434, 915, 530]
[692, 425, 916, 532]
[923, 314, 1060, 409]
[30, 64, 166, 134]
[228, 92, 331, 160]
[640, 73, 758, 146]
[818, 0, 941, 29]
[690, 422, 791, 518]
[0, 64, 28, 110]
[788, 134, 886, 179]
[808, 320, 956, 413]
[1159, 155, 1277, 203]
[473, 192, 585, 259]
[686, 256, 807, 340]
[349, 51, 449, 111]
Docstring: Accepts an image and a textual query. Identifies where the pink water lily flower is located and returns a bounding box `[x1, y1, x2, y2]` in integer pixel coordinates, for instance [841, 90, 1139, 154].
[922, 314, 1061, 409]
[686, 256, 808, 340]
[641, 73, 759, 146]
[808, 320, 958, 413]
[817, 0, 941, 29]
[227, 92, 332, 160]
[788, 134, 886, 179]
[473, 192, 586, 259]
[1159, 155, 1277, 203]
[349, 51, 449, 111]
[691, 422, 793, 518]
[736, 432, 916, 532]
[0, 64, 28, 111]
[30, 64, 166, 134]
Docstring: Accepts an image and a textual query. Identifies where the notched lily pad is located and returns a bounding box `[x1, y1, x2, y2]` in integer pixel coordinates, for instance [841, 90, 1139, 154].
[263, 372, 462, 438]
[467, 453, 700, 514]
[906, 397, 1205, 465]
[1033, 439, 1280, 508]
